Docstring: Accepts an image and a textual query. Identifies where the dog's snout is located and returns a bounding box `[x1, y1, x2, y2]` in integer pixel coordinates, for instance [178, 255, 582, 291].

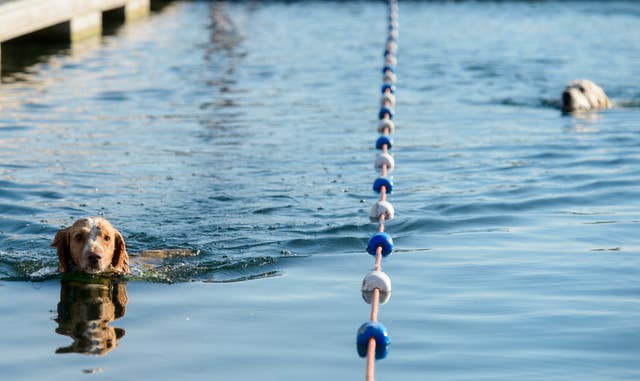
[88, 239, 105, 254]
[88, 253, 102, 263]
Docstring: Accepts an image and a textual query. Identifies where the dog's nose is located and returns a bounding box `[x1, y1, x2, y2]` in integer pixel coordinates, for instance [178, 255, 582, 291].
[562, 91, 574, 111]
[89, 253, 102, 263]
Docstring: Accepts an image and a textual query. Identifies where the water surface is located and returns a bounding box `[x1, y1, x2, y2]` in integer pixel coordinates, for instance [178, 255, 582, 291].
[1, 1, 639, 380]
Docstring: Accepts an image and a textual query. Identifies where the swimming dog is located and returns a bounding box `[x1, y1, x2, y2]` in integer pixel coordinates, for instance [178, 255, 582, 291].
[562, 79, 611, 112]
[52, 217, 129, 275]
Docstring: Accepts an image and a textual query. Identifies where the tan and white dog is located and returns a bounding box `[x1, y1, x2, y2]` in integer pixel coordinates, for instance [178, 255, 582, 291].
[52, 217, 129, 275]
[562, 79, 611, 113]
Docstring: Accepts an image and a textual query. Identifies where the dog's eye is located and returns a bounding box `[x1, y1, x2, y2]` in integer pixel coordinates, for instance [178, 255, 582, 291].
[104, 235, 111, 242]
[74, 233, 84, 241]
[578, 86, 585, 92]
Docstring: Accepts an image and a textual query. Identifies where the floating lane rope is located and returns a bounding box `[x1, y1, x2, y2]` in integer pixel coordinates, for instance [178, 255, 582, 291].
[357, 1, 398, 380]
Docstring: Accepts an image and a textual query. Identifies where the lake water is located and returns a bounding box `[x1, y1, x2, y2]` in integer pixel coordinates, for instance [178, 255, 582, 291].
[1, 1, 639, 380]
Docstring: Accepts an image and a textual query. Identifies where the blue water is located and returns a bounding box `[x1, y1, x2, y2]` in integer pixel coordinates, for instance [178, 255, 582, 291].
[1, 1, 639, 380]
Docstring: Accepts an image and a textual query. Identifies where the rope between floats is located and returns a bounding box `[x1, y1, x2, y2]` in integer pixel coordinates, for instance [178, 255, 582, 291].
[357, 1, 398, 380]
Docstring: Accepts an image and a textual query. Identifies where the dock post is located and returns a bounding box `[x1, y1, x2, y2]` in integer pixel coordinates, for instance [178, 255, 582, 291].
[40, 11, 103, 42]
[126, 0, 151, 21]
[69, 12, 103, 42]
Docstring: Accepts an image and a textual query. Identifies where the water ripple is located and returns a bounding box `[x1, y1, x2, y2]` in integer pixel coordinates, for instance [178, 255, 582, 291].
[0, 1, 638, 298]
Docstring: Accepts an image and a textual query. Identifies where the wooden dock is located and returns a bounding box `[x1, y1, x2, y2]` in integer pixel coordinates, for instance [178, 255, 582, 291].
[0, 0, 157, 72]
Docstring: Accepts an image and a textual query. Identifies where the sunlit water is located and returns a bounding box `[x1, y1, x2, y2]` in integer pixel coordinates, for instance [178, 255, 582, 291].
[0, 1, 639, 380]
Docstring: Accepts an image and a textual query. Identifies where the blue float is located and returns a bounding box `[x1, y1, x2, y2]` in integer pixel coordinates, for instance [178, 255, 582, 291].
[375, 135, 393, 150]
[357, 342, 389, 360]
[378, 107, 394, 120]
[382, 65, 396, 74]
[367, 232, 394, 257]
[381, 83, 396, 94]
[372, 177, 393, 194]
[356, 321, 390, 360]
[384, 49, 394, 58]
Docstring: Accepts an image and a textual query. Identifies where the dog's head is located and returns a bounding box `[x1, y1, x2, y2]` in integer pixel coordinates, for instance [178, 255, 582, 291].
[562, 79, 611, 112]
[52, 217, 129, 274]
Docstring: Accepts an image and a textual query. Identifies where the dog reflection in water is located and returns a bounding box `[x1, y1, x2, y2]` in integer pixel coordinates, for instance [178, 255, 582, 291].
[55, 277, 128, 355]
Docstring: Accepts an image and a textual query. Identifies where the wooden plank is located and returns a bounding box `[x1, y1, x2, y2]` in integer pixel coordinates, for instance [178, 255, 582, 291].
[0, 0, 137, 42]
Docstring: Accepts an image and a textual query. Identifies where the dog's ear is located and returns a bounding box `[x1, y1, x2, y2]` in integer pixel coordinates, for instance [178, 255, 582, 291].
[111, 230, 130, 274]
[52, 228, 72, 273]
[55, 346, 74, 354]
[114, 327, 126, 340]
[111, 282, 128, 318]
